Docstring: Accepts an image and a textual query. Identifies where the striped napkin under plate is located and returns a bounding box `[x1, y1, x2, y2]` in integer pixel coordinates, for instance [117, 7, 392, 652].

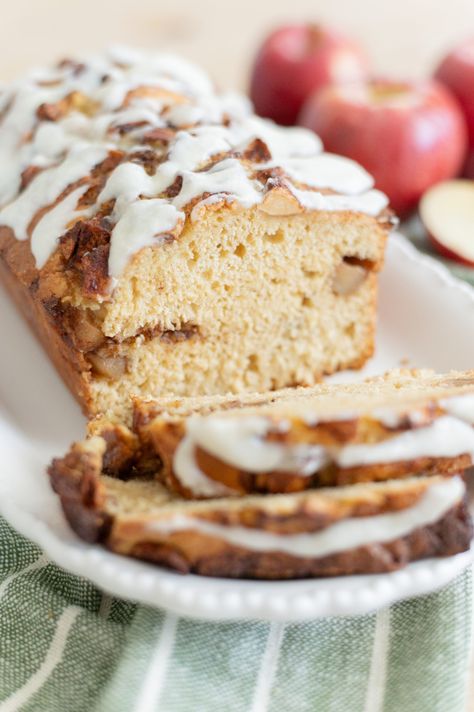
[0, 516, 471, 712]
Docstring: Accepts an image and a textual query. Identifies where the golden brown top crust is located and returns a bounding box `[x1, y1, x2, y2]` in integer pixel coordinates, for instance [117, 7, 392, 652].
[0, 47, 391, 302]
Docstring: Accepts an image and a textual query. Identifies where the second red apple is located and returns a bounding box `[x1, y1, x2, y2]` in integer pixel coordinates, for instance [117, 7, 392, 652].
[249, 24, 368, 126]
[299, 78, 467, 215]
[435, 37, 474, 178]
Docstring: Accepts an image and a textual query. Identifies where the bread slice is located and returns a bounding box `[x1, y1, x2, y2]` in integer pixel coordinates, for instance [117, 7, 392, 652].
[132, 369, 474, 497]
[0, 47, 392, 419]
[48, 433, 471, 579]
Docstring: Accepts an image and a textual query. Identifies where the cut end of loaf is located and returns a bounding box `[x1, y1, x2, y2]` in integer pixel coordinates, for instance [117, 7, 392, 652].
[83, 206, 386, 417]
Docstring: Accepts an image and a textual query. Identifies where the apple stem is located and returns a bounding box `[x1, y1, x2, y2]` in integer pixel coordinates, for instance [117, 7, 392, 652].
[306, 24, 323, 52]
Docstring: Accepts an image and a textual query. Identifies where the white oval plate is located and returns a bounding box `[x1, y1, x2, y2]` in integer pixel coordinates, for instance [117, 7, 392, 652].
[0, 232, 473, 622]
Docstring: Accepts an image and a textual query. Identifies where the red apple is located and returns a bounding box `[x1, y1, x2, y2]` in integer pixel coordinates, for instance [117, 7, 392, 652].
[299, 78, 468, 216]
[249, 24, 368, 126]
[420, 180, 474, 266]
[435, 38, 474, 177]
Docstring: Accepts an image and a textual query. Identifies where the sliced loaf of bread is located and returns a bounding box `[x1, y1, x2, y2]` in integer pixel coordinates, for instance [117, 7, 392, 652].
[49, 432, 471, 579]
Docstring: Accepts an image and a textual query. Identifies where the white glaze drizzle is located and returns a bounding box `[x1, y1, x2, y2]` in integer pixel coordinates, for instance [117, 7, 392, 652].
[234, 116, 323, 158]
[0, 47, 389, 280]
[288, 184, 388, 217]
[31, 184, 91, 268]
[264, 153, 373, 193]
[184, 415, 327, 473]
[173, 398, 474, 495]
[173, 436, 235, 497]
[370, 407, 428, 428]
[164, 103, 206, 128]
[149, 477, 464, 558]
[174, 159, 263, 209]
[441, 394, 474, 424]
[0, 86, 63, 206]
[108, 200, 184, 278]
[336, 416, 474, 467]
[0, 144, 109, 239]
[175, 417, 329, 497]
[167, 127, 232, 170]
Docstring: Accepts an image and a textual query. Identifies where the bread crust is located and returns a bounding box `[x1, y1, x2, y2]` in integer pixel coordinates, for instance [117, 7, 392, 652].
[137, 400, 474, 497]
[48, 434, 472, 579]
[0, 228, 94, 411]
[118, 507, 471, 578]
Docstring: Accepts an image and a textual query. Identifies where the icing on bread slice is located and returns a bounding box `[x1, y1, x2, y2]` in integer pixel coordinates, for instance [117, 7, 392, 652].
[132, 370, 474, 498]
[48, 432, 471, 579]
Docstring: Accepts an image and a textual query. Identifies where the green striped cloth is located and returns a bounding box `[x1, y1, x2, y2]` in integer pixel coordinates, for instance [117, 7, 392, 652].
[0, 516, 472, 712]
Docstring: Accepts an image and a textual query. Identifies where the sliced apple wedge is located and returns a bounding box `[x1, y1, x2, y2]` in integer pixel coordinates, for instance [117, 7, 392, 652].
[420, 180, 474, 266]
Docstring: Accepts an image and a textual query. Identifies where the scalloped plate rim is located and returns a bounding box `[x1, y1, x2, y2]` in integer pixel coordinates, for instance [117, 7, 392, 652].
[0, 231, 474, 622]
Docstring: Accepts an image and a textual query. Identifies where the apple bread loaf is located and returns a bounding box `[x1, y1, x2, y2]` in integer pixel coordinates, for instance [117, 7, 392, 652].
[48, 432, 471, 579]
[0, 47, 392, 418]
